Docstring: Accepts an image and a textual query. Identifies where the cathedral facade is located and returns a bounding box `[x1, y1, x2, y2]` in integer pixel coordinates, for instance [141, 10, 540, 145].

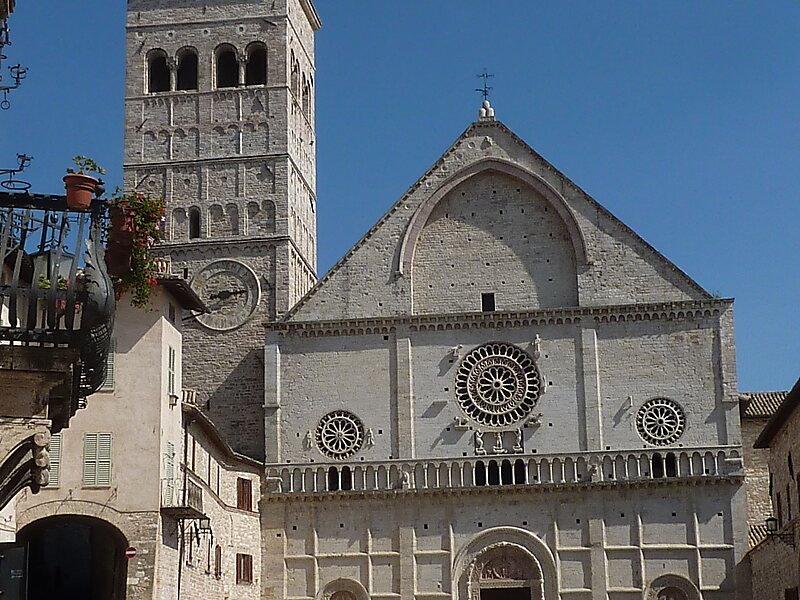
[120, 0, 749, 598]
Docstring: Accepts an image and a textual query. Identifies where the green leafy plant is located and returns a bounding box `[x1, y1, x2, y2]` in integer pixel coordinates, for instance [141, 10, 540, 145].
[107, 191, 166, 307]
[37, 274, 69, 290]
[66, 155, 106, 177]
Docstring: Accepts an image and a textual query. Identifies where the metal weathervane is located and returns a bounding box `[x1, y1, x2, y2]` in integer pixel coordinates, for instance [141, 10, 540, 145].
[476, 69, 494, 101]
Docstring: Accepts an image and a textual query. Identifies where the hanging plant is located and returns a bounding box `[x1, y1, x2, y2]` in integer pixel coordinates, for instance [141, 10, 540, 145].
[106, 191, 166, 308]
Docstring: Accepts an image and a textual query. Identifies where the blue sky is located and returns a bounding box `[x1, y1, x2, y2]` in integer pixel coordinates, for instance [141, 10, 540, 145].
[1, 2, 798, 392]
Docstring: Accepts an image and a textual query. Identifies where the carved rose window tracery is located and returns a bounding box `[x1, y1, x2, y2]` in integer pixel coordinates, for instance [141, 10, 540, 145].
[455, 343, 542, 428]
[315, 411, 365, 460]
[636, 398, 686, 446]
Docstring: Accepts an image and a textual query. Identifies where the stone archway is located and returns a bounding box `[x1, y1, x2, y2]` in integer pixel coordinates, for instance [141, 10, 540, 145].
[468, 543, 544, 600]
[317, 577, 370, 600]
[646, 574, 701, 600]
[18, 514, 128, 600]
[454, 527, 558, 600]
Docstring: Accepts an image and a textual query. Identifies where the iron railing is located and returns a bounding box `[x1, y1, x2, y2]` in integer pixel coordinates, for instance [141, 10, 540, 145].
[161, 477, 204, 518]
[0, 192, 115, 398]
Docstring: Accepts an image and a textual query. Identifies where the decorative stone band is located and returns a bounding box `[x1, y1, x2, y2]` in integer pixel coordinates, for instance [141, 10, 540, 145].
[266, 299, 733, 338]
[264, 446, 743, 495]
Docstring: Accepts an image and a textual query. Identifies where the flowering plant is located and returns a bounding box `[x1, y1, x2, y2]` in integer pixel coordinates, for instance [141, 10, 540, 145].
[107, 191, 166, 307]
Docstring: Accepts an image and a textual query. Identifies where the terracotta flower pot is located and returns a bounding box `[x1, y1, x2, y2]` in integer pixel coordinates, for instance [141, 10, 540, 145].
[63, 174, 98, 210]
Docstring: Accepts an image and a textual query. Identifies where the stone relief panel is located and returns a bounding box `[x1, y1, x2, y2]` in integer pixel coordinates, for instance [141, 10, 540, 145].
[212, 91, 238, 123]
[143, 97, 169, 127]
[245, 199, 276, 236]
[207, 164, 239, 199]
[172, 166, 201, 202]
[245, 162, 276, 196]
[173, 95, 199, 125]
[171, 207, 187, 241]
[243, 122, 269, 155]
[212, 125, 240, 157]
[143, 130, 170, 161]
[134, 168, 167, 198]
[172, 127, 199, 160]
[242, 89, 268, 118]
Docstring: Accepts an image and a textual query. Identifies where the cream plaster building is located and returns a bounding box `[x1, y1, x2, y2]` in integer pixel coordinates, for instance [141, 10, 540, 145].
[13, 283, 263, 600]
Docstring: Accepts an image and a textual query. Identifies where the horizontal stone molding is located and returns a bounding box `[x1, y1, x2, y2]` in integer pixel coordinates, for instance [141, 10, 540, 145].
[264, 445, 743, 499]
[271, 299, 732, 337]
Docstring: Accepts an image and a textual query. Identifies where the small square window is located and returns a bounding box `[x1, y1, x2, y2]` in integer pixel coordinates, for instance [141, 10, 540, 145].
[481, 293, 496, 312]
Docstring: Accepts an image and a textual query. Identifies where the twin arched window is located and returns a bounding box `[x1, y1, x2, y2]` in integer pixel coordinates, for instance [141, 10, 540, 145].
[146, 44, 268, 93]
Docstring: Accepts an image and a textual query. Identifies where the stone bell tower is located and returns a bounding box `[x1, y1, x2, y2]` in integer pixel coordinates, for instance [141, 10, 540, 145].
[123, 0, 321, 459]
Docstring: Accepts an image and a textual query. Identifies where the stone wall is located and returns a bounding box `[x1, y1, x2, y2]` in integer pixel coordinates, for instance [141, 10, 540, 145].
[740, 416, 772, 525]
[263, 481, 745, 600]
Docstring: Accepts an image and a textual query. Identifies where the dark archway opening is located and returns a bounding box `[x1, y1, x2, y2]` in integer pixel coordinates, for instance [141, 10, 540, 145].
[148, 54, 170, 93]
[216, 49, 239, 88]
[245, 46, 267, 85]
[18, 516, 127, 600]
[177, 50, 198, 90]
[188, 208, 201, 239]
[481, 588, 532, 600]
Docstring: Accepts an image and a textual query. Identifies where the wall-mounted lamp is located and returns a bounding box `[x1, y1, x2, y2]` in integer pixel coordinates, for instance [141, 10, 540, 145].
[766, 517, 796, 548]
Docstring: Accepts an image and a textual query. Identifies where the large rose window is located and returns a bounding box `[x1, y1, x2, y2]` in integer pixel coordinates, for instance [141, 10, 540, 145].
[454, 342, 542, 428]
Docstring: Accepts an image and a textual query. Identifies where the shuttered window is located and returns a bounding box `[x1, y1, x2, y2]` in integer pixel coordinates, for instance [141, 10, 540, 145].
[165, 442, 175, 505]
[83, 433, 112, 487]
[48, 433, 62, 487]
[236, 477, 252, 511]
[101, 339, 116, 390]
[236, 553, 253, 584]
[168, 346, 176, 395]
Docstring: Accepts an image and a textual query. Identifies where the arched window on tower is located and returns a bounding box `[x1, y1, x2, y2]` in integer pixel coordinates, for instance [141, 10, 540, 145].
[216, 45, 239, 89]
[291, 57, 300, 99]
[148, 50, 170, 93]
[245, 43, 267, 86]
[177, 48, 198, 91]
[188, 207, 201, 239]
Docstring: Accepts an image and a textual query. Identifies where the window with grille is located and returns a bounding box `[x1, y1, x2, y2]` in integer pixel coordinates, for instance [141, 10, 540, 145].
[237, 477, 252, 511]
[83, 433, 112, 487]
[101, 339, 116, 390]
[49, 433, 62, 487]
[168, 346, 176, 395]
[236, 553, 253, 584]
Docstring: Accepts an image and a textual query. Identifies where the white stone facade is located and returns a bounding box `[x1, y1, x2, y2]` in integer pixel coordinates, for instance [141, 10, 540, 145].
[261, 108, 749, 600]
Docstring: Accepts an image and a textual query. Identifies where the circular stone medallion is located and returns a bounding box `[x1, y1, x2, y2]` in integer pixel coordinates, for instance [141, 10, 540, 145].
[636, 398, 686, 446]
[315, 411, 365, 460]
[454, 342, 542, 428]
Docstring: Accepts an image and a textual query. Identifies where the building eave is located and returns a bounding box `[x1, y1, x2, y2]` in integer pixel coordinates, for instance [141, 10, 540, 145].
[754, 377, 800, 448]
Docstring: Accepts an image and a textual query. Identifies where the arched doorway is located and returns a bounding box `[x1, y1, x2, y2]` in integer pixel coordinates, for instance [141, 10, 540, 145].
[468, 544, 543, 600]
[18, 515, 127, 600]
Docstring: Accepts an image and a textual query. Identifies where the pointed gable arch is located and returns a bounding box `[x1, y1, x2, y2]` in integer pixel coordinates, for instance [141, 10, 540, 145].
[397, 158, 589, 277]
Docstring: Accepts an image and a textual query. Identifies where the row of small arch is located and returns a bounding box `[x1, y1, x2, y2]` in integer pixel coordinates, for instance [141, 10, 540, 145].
[147, 43, 268, 93]
[169, 200, 276, 241]
[267, 449, 739, 493]
[142, 123, 269, 160]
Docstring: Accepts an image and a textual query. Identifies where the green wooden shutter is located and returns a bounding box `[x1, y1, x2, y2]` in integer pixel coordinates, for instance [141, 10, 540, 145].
[101, 339, 116, 390]
[49, 433, 62, 487]
[165, 442, 175, 504]
[96, 433, 112, 486]
[83, 433, 112, 487]
[83, 433, 98, 486]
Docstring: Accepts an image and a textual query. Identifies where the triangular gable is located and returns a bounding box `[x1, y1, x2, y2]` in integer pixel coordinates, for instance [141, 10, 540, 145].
[285, 115, 711, 323]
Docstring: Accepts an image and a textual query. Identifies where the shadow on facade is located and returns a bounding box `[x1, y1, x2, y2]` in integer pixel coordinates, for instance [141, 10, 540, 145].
[18, 515, 127, 600]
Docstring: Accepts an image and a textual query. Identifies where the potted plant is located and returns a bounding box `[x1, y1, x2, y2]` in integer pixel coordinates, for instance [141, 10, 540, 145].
[105, 191, 166, 307]
[64, 155, 105, 210]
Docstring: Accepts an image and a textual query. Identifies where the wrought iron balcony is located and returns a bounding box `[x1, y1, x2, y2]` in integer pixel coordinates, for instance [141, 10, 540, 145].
[0, 191, 115, 427]
[161, 477, 205, 519]
[264, 446, 744, 496]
